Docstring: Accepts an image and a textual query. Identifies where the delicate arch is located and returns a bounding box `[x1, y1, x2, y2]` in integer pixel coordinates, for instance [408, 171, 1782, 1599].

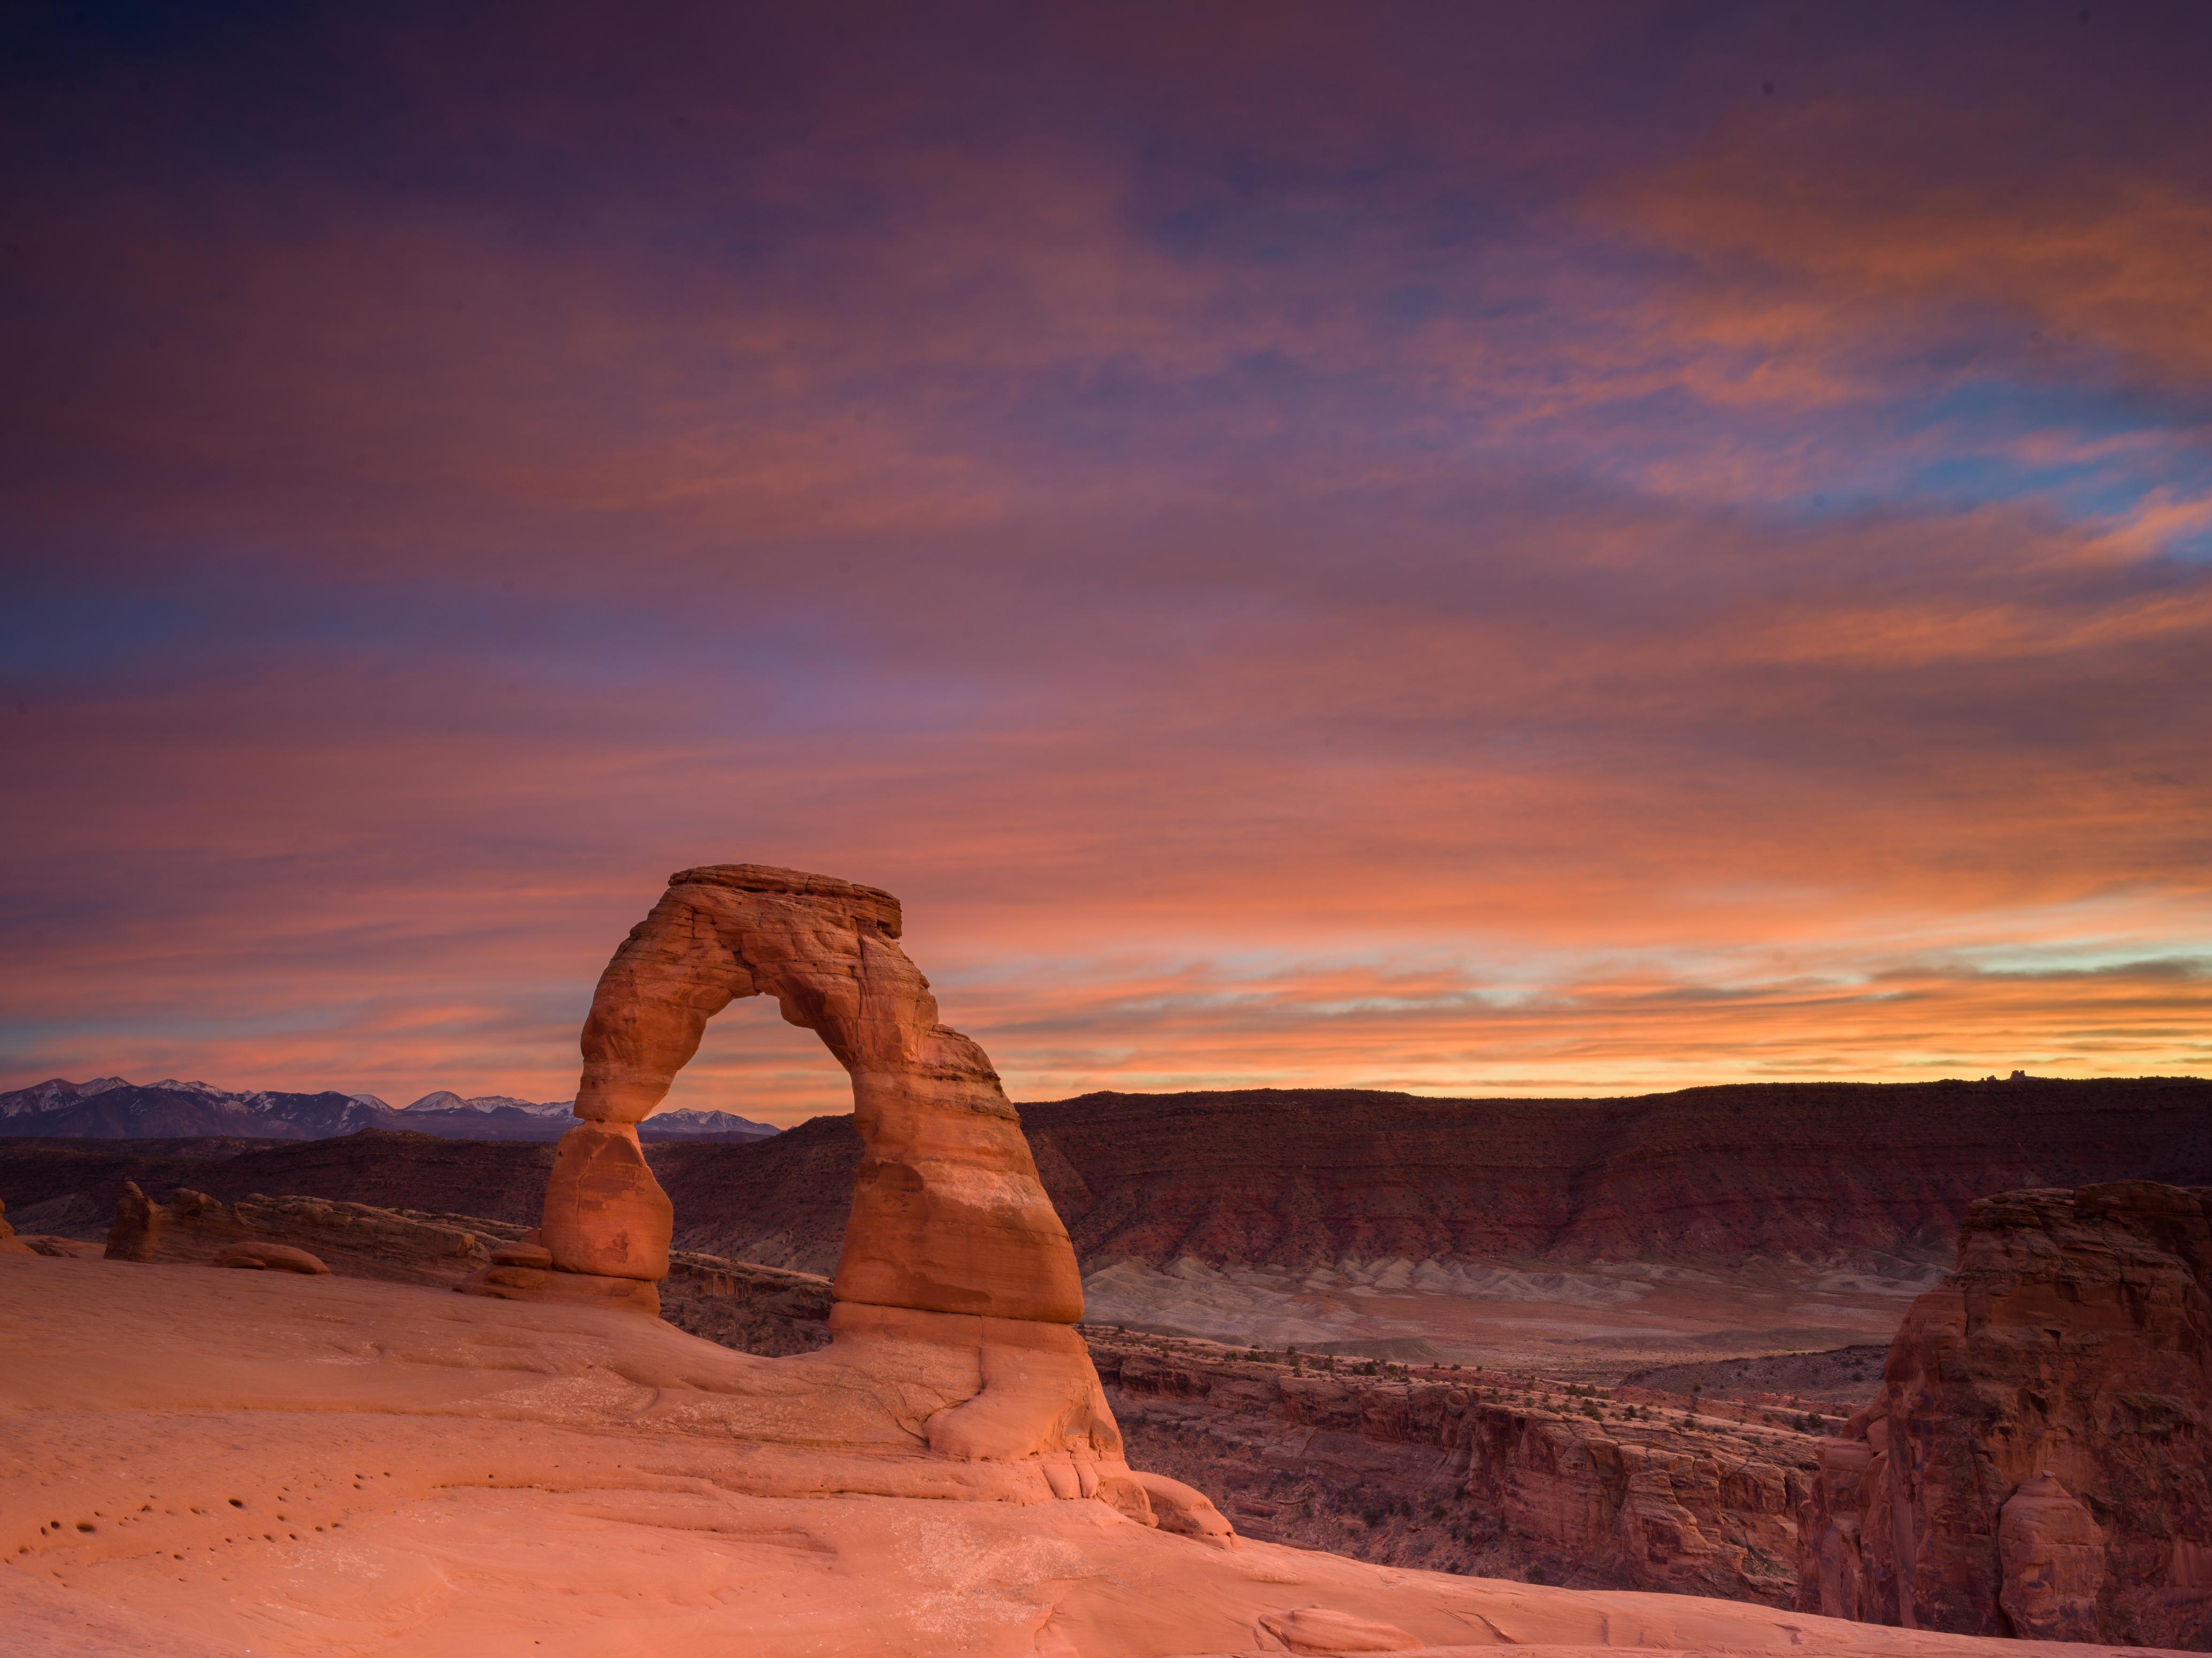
[544, 864, 1082, 1324]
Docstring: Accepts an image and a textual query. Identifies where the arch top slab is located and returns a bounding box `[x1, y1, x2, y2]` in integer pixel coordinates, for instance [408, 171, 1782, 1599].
[668, 864, 903, 938]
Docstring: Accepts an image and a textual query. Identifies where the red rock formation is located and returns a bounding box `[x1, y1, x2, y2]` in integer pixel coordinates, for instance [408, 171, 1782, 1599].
[462, 863, 1225, 1529]
[1797, 1181, 2212, 1649]
[631, 1078, 2212, 1277]
[513, 864, 1082, 1325]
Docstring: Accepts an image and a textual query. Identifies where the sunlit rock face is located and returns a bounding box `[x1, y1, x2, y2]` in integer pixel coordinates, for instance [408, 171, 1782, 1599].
[1797, 1181, 2212, 1649]
[539, 863, 1082, 1323]
[467, 863, 1131, 1476]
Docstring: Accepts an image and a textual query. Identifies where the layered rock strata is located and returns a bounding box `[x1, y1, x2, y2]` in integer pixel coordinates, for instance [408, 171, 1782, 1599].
[1798, 1181, 2212, 1649]
[1093, 1331, 1824, 1602]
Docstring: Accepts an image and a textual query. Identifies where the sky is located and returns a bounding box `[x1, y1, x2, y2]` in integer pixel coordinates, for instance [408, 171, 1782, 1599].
[3, 1, 2209, 1125]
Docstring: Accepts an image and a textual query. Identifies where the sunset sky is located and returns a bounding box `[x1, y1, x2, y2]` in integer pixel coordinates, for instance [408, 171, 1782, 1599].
[4, 2, 2209, 1124]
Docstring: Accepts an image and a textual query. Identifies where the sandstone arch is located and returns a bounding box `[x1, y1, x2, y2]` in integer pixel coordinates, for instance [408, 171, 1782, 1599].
[540, 863, 1083, 1324]
[452, 864, 1229, 1524]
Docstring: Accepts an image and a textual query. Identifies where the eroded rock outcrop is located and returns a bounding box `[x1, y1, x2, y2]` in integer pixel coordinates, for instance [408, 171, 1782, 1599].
[11, 1256, 2140, 1658]
[105, 1184, 497, 1278]
[549, 864, 1080, 1323]
[1797, 1181, 2212, 1649]
[461, 863, 1222, 1529]
[0, 1193, 34, 1255]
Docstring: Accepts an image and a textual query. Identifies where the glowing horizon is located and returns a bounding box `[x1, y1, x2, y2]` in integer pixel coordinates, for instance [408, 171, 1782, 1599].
[4, 4, 2208, 1126]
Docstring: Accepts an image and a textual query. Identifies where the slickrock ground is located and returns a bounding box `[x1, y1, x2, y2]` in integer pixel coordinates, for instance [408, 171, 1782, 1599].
[20, 1179, 1853, 1603]
[1800, 1182, 2212, 1649]
[1, 1254, 2182, 1658]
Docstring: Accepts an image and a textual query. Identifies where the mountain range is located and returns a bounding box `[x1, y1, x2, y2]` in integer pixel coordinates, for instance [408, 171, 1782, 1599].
[0, 1076, 777, 1143]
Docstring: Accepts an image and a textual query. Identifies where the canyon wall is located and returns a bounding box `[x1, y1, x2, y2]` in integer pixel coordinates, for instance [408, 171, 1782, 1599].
[1093, 1331, 1825, 1602]
[13, 1078, 2208, 1276]
[660, 1078, 2212, 1273]
[1799, 1181, 2212, 1649]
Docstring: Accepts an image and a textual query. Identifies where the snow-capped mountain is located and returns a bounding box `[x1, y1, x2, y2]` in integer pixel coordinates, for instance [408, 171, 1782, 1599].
[401, 1091, 573, 1117]
[0, 1078, 779, 1143]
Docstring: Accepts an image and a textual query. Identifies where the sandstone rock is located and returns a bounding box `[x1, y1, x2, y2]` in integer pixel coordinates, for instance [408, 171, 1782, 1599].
[1093, 1330, 1818, 1602]
[1254, 1606, 1423, 1652]
[538, 1120, 670, 1280]
[1796, 1180, 2212, 1649]
[211, 1240, 331, 1274]
[103, 1184, 507, 1284]
[1997, 1473, 2104, 1642]
[233, 868, 1200, 1547]
[7, 1258, 2094, 1658]
[825, 1301, 1121, 1463]
[103, 1180, 166, 1260]
[461, 1262, 660, 1315]
[1094, 1471, 1157, 1526]
[557, 864, 1081, 1323]
[1129, 1469, 1238, 1547]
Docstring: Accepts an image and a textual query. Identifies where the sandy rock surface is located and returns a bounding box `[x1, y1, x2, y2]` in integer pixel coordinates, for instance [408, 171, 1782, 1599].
[2, 1257, 2185, 1657]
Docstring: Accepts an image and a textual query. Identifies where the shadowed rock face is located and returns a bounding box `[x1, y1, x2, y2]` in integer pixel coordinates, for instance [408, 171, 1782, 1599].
[543, 863, 1082, 1323]
[1797, 1181, 2212, 1649]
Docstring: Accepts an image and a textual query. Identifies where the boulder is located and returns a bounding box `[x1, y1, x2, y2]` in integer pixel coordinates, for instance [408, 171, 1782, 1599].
[104, 1180, 167, 1261]
[212, 1240, 331, 1275]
